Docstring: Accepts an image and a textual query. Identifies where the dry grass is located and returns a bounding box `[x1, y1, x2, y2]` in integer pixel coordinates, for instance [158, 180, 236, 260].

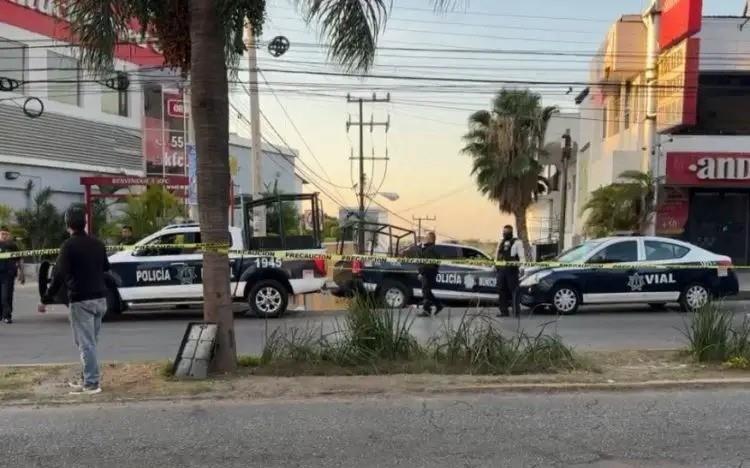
[2, 350, 750, 406]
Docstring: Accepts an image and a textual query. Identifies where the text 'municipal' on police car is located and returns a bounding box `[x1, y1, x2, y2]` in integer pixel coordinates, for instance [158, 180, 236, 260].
[518, 236, 739, 315]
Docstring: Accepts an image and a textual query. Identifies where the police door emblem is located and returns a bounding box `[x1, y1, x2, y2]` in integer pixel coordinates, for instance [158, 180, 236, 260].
[464, 275, 476, 290]
[175, 265, 197, 285]
[627, 273, 644, 292]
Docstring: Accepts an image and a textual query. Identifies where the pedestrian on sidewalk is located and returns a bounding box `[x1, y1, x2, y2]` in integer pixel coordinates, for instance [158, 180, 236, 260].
[0, 226, 24, 324]
[39, 208, 110, 395]
[418, 232, 443, 317]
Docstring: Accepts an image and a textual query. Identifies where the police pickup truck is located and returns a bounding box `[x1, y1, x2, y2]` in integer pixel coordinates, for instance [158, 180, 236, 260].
[331, 221, 499, 307]
[519, 236, 739, 314]
[39, 193, 328, 319]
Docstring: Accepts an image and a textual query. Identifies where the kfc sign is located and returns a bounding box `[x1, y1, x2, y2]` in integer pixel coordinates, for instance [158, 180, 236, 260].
[660, 0, 703, 50]
[667, 153, 750, 186]
[0, 0, 164, 67]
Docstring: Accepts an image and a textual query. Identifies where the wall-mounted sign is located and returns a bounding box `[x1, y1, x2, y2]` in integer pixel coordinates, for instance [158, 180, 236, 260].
[666, 152, 750, 186]
[167, 99, 188, 118]
[656, 38, 699, 134]
[660, 0, 703, 50]
[656, 187, 689, 235]
[0, 0, 164, 67]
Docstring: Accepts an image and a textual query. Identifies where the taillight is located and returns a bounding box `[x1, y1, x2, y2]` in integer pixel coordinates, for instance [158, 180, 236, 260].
[718, 260, 733, 267]
[352, 259, 363, 275]
[314, 257, 327, 276]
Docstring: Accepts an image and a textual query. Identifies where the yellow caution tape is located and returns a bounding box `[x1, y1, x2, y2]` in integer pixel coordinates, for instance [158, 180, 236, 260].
[0, 242, 740, 271]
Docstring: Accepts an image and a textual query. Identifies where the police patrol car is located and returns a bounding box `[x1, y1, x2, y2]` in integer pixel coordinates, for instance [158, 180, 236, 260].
[40, 194, 328, 319]
[519, 236, 739, 314]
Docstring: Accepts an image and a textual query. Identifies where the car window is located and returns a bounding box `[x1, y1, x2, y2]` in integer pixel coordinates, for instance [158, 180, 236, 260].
[644, 240, 690, 261]
[588, 240, 638, 263]
[138, 232, 200, 256]
[434, 245, 460, 259]
[462, 247, 489, 260]
[557, 240, 604, 264]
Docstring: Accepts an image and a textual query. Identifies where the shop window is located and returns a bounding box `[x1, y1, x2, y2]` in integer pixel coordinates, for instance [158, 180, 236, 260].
[102, 71, 129, 117]
[47, 51, 80, 106]
[676, 73, 750, 136]
[0, 37, 26, 83]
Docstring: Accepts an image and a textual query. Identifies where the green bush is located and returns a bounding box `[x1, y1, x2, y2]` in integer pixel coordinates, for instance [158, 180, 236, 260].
[257, 298, 580, 375]
[683, 304, 750, 363]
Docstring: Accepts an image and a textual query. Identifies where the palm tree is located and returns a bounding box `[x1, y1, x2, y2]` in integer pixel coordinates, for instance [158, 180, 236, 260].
[64, 0, 455, 372]
[581, 170, 658, 237]
[462, 89, 557, 256]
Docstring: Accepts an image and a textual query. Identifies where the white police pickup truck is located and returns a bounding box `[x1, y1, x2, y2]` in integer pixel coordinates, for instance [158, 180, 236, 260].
[39, 194, 328, 319]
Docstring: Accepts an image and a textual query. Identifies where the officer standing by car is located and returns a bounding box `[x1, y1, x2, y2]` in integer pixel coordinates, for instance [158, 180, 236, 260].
[418, 231, 443, 316]
[495, 225, 525, 317]
[0, 226, 24, 324]
[118, 225, 136, 246]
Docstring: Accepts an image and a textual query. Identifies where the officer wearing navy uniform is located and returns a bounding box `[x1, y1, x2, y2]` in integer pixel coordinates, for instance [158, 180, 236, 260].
[495, 225, 525, 317]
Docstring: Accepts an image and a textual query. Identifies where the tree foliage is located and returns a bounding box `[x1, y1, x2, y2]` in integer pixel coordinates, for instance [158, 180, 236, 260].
[14, 188, 68, 250]
[581, 170, 657, 237]
[462, 89, 557, 254]
[118, 186, 187, 239]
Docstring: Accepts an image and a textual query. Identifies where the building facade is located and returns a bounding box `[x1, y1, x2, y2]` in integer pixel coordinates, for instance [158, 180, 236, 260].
[574, 4, 750, 265]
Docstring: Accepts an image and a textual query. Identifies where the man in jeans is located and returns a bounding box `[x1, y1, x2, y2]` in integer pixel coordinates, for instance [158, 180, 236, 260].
[0, 226, 24, 324]
[40, 208, 109, 395]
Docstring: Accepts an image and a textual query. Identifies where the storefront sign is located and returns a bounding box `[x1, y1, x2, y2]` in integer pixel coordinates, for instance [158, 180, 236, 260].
[0, 0, 164, 67]
[80, 176, 188, 187]
[656, 187, 689, 235]
[167, 99, 188, 118]
[660, 0, 703, 50]
[656, 38, 699, 133]
[143, 85, 188, 178]
[666, 152, 750, 186]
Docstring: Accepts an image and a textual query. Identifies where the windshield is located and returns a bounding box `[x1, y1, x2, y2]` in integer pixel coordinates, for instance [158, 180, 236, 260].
[557, 240, 605, 264]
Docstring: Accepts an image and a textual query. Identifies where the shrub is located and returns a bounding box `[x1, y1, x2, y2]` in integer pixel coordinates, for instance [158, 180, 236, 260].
[683, 304, 750, 363]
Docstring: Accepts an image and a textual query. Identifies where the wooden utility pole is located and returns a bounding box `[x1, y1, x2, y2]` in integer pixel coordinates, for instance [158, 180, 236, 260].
[346, 93, 390, 253]
[413, 215, 437, 243]
[558, 129, 572, 252]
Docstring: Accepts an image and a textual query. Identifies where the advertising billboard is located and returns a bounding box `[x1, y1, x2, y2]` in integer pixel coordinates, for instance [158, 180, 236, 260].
[659, 0, 703, 50]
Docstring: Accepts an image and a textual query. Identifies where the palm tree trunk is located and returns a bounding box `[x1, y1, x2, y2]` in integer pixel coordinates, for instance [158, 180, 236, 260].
[189, 0, 236, 372]
[513, 207, 532, 261]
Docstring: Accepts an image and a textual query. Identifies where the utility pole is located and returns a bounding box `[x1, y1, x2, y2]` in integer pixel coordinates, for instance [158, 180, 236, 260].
[246, 23, 265, 236]
[346, 93, 390, 253]
[413, 215, 437, 243]
[643, 0, 661, 235]
[558, 130, 572, 252]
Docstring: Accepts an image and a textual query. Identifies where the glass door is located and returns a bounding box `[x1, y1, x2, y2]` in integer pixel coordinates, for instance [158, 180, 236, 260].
[689, 191, 749, 264]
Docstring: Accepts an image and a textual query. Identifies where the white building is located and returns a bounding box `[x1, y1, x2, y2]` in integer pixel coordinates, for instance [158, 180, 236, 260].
[573, 8, 750, 265]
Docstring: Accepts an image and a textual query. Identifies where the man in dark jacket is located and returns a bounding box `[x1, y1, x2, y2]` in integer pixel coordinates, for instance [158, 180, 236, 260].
[495, 225, 525, 317]
[418, 232, 443, 317]
[0, 226, 23, 324]
[39, 208, 110, 395]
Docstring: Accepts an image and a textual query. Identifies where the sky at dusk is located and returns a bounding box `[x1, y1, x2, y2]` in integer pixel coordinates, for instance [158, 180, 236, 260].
[231, 0, 746, 242]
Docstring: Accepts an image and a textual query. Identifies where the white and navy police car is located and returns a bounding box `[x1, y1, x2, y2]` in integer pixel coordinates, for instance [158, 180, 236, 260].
[519, 236, 739, 314]
[39, 223, 328, 319]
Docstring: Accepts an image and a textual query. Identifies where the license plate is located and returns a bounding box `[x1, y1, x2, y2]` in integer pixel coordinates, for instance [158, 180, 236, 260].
[718, 266, 728, 277]
[303, 269, 314, 279]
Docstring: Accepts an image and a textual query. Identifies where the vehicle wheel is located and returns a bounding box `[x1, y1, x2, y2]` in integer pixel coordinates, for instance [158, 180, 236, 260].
[680, 283, 711, 312]
[648, 303, 668, 311]
[378, 280, 411, 309]
[248, 279, 289, 318]
[550, 284, 580, 315]
[103, 287, 122, 321]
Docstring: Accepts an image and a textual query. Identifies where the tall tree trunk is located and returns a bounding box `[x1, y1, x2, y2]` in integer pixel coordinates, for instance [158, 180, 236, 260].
[513, 207, 532, 261]
[189, 0, 236, 372]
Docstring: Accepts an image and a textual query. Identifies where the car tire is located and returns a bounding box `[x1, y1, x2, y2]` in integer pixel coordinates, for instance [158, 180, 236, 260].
[248, 279, 289, 318]
[103, 287, 122, 321]
[550, 284, 580, 315]
[648, 303, 668, 311]
[378, 280, 411, 309]
[679, 283, 711, 313]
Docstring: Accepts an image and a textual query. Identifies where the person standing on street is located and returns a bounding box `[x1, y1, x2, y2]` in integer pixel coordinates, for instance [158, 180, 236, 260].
[39, 208, 110, 395]
[418, 231, 443, 317]
[118, 225, 136, 246]
[495, 225, 525, 317]
[0, 226, 24, 324]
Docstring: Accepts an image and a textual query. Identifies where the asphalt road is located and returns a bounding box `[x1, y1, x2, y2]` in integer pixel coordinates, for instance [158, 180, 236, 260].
[2, 388, 750, 467]
[2, 284, 750, 365]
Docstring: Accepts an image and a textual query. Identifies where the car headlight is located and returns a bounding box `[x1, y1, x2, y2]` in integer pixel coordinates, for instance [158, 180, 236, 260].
[520, 270, 552, 287]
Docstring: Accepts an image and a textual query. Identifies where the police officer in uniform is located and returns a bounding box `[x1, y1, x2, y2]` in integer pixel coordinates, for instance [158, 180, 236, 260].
[0, 226, 23, 324]
[418, 232, 443, 317]
[495, 225, 525, 317]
